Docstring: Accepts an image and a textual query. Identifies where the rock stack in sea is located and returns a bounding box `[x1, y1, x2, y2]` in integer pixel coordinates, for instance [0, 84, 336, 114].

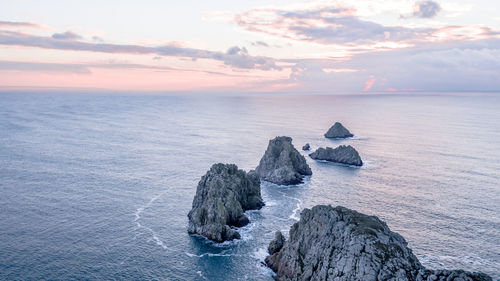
[187, 163, 264, 242]
[309, 145, 363, 166]
[324, 122, 353, 138]
[302, 143, 310, 151]
[265, 205, 492, 281]
[256, 136, 312, 185]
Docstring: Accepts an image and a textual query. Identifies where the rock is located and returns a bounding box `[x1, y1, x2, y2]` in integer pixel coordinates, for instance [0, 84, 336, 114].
[309, 145, 363, 166]
[256, 136, 312, 185]
[268, 231, 285, 255]
[324, 122, 353, 138]
[187, 163, 264, 242]
[302, 143, 310, 151]
[265, 205, 492, 281]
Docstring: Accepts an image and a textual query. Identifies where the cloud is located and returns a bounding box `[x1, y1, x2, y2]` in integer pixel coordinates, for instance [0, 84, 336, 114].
[216, 46, 281, 70]
[363, 77, 376, 91]
[0, 60, 268, 78]
[251, 41, 269, 47]
[278, 39, 500, 92]
[236, 4, 497, 46]
[412, 1, 442, 18]
[0, 20, 41, 28]
[0, 30, 281, 71]
[92, 36, 104, 43]
[236, 6, 432, 45]
[52, 31, 82, 40]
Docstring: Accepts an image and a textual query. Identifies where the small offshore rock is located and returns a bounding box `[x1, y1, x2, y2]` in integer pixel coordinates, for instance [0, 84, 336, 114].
[268, 231, 285, 255]
[302, 143, 310, 151]
[187, 163, 264, 242]
[265, 205, 492, 281]
[324, 122, 353, 138]
[256, 136, 312, 185]
[309, 145, 363, 166]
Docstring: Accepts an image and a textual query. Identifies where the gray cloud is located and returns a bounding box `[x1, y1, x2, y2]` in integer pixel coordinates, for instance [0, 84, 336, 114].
[236, 7, 432, 44]
[0, 30, 281, 71]
[0, 20, 41, 28]
[291, 17, 427, 43]
[251, 41, 269, 47]
[412, 1, 442, 18]
[277, 39, 500, 92]
[52, 31, 82, 40]
[92, 36, 104, 43]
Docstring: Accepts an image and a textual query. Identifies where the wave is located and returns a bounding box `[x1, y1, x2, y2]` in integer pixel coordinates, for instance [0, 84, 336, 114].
[196, 271, 207, 280]
[274, 189, 303, 221]
[253, 247, 277, 278]
[253, 247, 268, 262]
[185, 252, 233, 258]
[190, 233, 244, 248]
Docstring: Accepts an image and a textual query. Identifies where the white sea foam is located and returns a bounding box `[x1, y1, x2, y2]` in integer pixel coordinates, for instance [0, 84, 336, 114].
[263, 200, 277, 207]
[290, 201, 302, 221]
[134, 190, 167, 222]
[253, 247, 268, 262]
[253, 247, 277, 278]
[196, 270, 207, 280]
[239, 227, 255, 241]
[134, 190, 169, 250]
[185, 252, 233, 258]
[266, 214, 291, 222]
[275, 189, 303, 221]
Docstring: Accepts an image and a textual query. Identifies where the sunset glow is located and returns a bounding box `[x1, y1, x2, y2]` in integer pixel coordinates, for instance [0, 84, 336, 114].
[1, 0, 499, 93]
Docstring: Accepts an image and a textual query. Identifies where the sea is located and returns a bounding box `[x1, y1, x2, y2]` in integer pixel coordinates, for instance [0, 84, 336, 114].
[0, 92, 499, 280]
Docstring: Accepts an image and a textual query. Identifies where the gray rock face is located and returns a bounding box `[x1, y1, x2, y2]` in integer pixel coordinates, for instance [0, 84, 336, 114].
[309, 145, 363, 166]
[302, 143, 310, 151]
[187, 163, 264, 242]
[266, 205, 492, 281]
[268, 231, 285, 255]
[324, 122, 353, 138]
[256, 136, 312, 185]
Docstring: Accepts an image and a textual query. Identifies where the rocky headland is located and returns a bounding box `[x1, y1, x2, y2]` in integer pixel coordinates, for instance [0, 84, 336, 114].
[265, 205, 492, 281]
[187, 163, 264, 242]
[309, 145, 363, 166]
[324, 122, 353, 138]
[256, 136, 312, 185]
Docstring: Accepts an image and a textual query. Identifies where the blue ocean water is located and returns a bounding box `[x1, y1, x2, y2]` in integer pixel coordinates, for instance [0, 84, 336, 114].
[0, 92, 499, 280]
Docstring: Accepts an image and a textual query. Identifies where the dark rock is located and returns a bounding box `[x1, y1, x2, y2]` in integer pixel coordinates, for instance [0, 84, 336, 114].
[256, 136, 312, 185]
[324, 122, 353, 138]
[265, 205, 492, 281]
[187, 163, 264, 242]
[302, 143, 310, 151]
[309, 145, 363, 166]
[268, 231, 285, 255]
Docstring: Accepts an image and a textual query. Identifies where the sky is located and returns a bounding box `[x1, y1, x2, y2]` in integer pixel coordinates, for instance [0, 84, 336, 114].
[0, 0, 499, 93]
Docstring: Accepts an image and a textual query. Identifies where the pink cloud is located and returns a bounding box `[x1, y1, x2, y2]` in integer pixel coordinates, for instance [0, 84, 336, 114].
[363, 78, 376, 91]
[235, 6, 499, 48]
[235, 6, 430, 46]
[0, 30, 281, 71]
